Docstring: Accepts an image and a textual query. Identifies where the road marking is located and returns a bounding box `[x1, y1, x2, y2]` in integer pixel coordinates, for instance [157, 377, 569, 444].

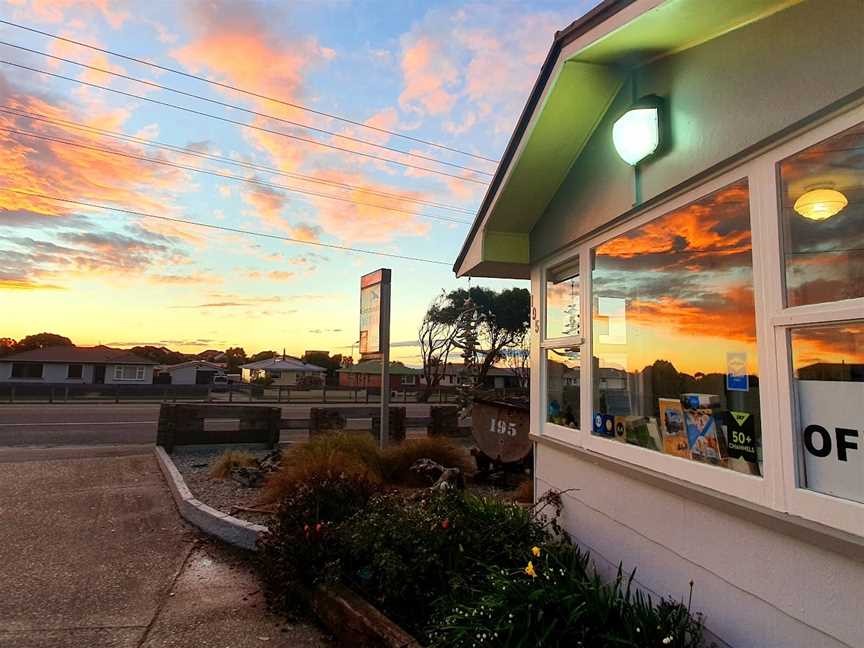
[0, 420, 157, 427]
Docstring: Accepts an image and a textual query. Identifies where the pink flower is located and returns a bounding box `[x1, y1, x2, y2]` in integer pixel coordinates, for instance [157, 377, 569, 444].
[441, 519, 450, 530]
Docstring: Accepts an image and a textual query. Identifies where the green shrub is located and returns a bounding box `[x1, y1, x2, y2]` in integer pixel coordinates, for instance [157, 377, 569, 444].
[326, 490, 552, 636]
[429, 544, 706, 648]
[208, 450, 257, 479]
[257, 470, 382, 613]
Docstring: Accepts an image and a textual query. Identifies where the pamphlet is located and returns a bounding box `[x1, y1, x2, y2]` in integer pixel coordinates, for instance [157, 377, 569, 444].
[684, 408, 726, 463]
[725, 411, 758, 464]
[592, 413, 615, 438]
[658, 398, 689, 458]
[622, 416, 661, 451]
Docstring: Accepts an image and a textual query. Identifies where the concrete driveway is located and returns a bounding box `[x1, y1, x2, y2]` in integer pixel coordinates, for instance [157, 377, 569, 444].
[0, 447, 328, 647]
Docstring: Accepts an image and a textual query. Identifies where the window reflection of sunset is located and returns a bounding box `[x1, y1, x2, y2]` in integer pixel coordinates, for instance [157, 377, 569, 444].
[593, 179, 758, 376]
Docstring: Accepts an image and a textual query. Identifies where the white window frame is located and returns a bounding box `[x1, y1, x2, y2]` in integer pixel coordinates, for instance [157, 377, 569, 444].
[114, 365, 146, 381]
[763, 105, 864, 537]
[533, 101, 864, 534]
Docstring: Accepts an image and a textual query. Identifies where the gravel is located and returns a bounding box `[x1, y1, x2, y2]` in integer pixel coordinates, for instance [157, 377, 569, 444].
[172, 447, 275, 526]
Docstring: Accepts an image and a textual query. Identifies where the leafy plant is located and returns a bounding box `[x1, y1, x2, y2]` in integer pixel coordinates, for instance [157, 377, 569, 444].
[208, 450, 257, 479]
[429, 544, 706, 648]
[327, 490, 551, 636]
[257, 470, 382, 613]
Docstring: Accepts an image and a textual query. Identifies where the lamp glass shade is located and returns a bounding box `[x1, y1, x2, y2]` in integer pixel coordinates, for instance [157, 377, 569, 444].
[612, 107, 659, 166]
[793, 188, 848, 221]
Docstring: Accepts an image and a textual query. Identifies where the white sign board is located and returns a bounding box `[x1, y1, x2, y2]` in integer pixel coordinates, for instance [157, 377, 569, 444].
[798, 380, 863, 504]
[359, 269, 389, 358]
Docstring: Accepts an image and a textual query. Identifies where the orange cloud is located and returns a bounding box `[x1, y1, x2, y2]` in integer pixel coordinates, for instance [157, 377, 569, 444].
[171, 0, 333, 117]
[399, 37, 459, 115]
[626, 285, 757, 345]
[0, 75, 185, 225]
[7, 0, 129, 28]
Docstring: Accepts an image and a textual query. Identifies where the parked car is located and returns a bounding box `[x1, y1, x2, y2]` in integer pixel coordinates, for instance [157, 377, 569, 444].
[211, 375, 230, 392]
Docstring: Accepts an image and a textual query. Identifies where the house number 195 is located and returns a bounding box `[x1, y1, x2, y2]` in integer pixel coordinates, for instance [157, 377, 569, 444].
[489, 417, 517, 437]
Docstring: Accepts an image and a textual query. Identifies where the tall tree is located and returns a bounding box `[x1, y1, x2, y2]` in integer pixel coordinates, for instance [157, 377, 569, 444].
[301, 350, 343, 385]
[431, 287, 530, 385]
[15, 333, 74, 353]
[224, 347, 247, 372]
[249, 350, 278, 363]
[417, 293, 460, 402]
[0, 337, 16, 357]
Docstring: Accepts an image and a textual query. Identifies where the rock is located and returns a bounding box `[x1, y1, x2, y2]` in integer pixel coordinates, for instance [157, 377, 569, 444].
[431, 467, 465, 491]
[259, 449, 282, 473]
[410, 458, 445, 484]
[231, 466, 266, 488]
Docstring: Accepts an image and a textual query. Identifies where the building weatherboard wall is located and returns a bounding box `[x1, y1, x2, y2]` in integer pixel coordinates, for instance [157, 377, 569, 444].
[0, 346, 157, 384]
[454, 2, 864, 647]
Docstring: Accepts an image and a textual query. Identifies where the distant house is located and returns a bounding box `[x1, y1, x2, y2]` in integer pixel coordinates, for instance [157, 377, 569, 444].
[240, 356, 326, 386]
[0, 346, 157, 384]
[424, 363, 522, 390]
[157, 360, 226, 385]
[338, 361, 421, 390]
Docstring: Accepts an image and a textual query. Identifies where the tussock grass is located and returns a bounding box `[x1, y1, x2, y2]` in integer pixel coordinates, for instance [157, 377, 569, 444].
[380, 437, 471, 486]
[259, 433, 473, 503]
[209, 450, 257, 479]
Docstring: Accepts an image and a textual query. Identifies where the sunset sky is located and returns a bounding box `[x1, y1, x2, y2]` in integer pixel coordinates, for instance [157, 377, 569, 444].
[0, 0, 596, 362]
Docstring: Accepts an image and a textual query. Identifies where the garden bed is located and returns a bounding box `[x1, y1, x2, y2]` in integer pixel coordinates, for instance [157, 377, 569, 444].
[172, 447, 275, 526]
[171, 437, 530, 529]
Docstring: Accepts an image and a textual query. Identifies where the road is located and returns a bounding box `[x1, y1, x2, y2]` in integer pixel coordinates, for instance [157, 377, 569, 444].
[0, 402, 435, 447]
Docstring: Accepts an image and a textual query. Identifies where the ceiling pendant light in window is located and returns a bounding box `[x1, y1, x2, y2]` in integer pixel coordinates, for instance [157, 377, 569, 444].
[793, 188, 848, 221]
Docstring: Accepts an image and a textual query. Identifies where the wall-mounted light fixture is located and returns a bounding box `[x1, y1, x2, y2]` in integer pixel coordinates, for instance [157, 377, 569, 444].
[793, 187, 848, 221]
[612, 95, 664, 166]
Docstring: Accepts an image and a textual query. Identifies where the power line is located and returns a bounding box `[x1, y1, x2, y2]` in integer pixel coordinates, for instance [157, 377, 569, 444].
[0, 18, 499, 164]
[0, 105, 476, 215]
[0, 58, 490, 185]
[0, 125, 471, 225]
[0, 188, 453, 265]
[0, 39, 495, 176]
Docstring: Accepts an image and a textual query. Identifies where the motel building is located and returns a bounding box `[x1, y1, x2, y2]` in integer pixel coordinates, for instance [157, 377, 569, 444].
[455, 1, 863, 646]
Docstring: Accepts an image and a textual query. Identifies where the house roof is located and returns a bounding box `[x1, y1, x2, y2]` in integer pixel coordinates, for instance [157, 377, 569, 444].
[240, 357, 326, 372]
[440, 363, 512, 377]
[162, 360, 225, 372]
[1, 345, 158, 365]
[454, 0, 803, 278]
[338, 361, 422, 376]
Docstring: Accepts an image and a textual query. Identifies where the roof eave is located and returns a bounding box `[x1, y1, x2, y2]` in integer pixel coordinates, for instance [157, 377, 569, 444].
[452, 0, 635, 277]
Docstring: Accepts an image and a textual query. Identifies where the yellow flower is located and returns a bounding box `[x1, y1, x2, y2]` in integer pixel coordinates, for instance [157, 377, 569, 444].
[531, 546, 541, 557]
[524, 561, 537, 578]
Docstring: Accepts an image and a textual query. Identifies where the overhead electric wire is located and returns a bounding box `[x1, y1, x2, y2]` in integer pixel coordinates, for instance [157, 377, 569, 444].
[0, 58, 490, 185]
[0, 188, 452, 265]
[0, 105, 477, 216]
[0, 39, 495, 176]
[0, 18, 499, 163]
[0, 125, 471, 225]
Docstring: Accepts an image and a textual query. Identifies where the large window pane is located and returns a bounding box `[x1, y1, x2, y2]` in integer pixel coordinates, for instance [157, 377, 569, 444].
[792, 322, 864, 504]
[546, 347, 580, 429]
[546, 259, 580, 339]
[779, 121, 864, 306]
[592, 179, 762, 476]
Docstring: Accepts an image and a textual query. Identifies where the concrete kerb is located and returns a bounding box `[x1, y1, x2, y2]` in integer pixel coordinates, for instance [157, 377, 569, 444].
[153, 445, 424, 648]
[153, 446, 267, 551]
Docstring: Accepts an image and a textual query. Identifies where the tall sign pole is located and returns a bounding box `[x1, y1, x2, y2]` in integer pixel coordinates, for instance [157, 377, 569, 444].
[359, 269, 392, 448]
[379, 274, 391, 449]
